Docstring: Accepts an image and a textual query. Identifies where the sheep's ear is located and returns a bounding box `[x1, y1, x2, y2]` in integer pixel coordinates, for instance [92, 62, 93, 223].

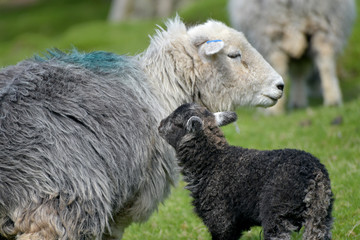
[214, 111, 237, 127]
[197, 40, 224, 62]
[186, 116, 203, 133]
[201, 40, 224, 55]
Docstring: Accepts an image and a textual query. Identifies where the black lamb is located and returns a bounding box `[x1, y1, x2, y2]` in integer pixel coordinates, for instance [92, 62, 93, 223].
[158, 103, 333, 240]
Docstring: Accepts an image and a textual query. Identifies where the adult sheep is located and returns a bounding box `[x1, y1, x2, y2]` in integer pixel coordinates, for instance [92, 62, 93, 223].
[228, 0, 356, 114]
[0, 17, 283, 239]
[158, 103, 333, 240]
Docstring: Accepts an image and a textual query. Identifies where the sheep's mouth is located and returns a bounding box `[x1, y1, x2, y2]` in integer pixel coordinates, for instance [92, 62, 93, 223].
[263, 94, 279, 102]
[267, 96, 278, 102]
[260, 94, 281, 107]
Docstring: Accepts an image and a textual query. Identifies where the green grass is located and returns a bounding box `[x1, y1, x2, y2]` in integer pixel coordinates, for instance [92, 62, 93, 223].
[0, 0, 360, 239]
[0, 0, 110, 42]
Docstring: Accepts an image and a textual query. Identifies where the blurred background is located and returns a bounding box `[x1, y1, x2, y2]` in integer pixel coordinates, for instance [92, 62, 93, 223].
[0, 0, 219, 65]
[0, 0, 359, 103]
[0, 0, 359, 239]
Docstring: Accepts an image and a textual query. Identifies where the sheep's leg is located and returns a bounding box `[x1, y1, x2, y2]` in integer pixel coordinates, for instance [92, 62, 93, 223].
[288, 59, 313, 109]
[108, 0, 132, 22]
[16, 232, 56, 240]
[9, 204, 63, 240]
[103, 220, 129, 240]
[103, 227, 125, 240]
[312, 33, 342, 106]
[265, 51, 289, 114]
[14, 223, 59, 240]
[156, 0, 173, 17]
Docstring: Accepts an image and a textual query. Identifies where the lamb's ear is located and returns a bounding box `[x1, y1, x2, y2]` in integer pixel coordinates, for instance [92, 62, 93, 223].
[186, 116, 203, 133]
[197, 39, 224, 62]
[214, 111, 237, 127]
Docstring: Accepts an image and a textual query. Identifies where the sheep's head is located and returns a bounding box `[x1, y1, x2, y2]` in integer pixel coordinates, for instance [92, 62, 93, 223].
[187, 20, 284, 111]
[158, 103, 237, 149]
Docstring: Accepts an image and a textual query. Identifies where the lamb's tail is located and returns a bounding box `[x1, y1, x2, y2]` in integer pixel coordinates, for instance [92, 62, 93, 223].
[302, 170, 333, 240]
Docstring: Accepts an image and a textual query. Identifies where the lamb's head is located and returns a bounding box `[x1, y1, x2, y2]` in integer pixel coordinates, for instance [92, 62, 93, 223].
[158, 103, 237, 149]
[187, 19, 284, 111]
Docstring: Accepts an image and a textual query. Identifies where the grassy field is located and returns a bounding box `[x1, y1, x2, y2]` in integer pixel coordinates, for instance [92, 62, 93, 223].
[0, 0, 359, 239]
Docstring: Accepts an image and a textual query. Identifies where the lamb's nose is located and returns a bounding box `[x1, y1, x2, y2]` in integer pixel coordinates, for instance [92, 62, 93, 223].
[277, 83, 284, 91]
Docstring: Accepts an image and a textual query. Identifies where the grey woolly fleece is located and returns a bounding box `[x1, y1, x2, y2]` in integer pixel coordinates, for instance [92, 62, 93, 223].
[0, 50, 175, 239]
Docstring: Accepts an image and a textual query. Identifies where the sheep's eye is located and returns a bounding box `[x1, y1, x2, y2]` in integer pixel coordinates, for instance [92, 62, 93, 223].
[228, 52, 241, 59]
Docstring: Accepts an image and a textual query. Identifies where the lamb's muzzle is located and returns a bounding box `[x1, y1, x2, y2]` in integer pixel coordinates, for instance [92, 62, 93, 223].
[214, 111, 237, 126]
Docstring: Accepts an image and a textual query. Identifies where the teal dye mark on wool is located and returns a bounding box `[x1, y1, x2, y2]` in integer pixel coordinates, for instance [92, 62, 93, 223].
[34, 48, 133, 74]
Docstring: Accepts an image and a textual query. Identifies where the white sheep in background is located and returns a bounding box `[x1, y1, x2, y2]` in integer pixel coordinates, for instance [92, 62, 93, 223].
[108, 0, 174, 21]
[228, 0, 356, 114]
[108, 0, 194, 22]
[0, 17, 283, 239]
[159, 102, 333, 240]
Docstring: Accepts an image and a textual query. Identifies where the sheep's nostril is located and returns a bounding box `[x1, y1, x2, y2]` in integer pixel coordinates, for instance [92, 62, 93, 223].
[277, 83, 284, 91]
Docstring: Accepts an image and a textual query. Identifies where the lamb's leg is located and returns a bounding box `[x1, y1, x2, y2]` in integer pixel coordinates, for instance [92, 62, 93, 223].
[260, 190, 299, 240]
[302, 215, 333, 240]
[302, 171, 333, 240]
[263, 232, 291, 240]
[209, 227, 242, 240]
[206, 219, 240, 240]
[201, 207, 244, 240]
[312, 33, 342, 106]
[262, 218, 293, 240]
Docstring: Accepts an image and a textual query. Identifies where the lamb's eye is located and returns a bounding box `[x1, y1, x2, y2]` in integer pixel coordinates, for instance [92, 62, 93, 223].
[174, 123, 183, 129]
[228, 52, 242, 59]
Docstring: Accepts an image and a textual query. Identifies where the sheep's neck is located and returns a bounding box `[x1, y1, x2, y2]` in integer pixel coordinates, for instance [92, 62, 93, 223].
[149, 73, 197, 116]
[140, 48, 199, 115]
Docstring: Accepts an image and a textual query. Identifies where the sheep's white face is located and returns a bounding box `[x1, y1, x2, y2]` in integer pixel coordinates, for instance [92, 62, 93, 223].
[158, 103, 237, 149]
[188, 20, 284, 111]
